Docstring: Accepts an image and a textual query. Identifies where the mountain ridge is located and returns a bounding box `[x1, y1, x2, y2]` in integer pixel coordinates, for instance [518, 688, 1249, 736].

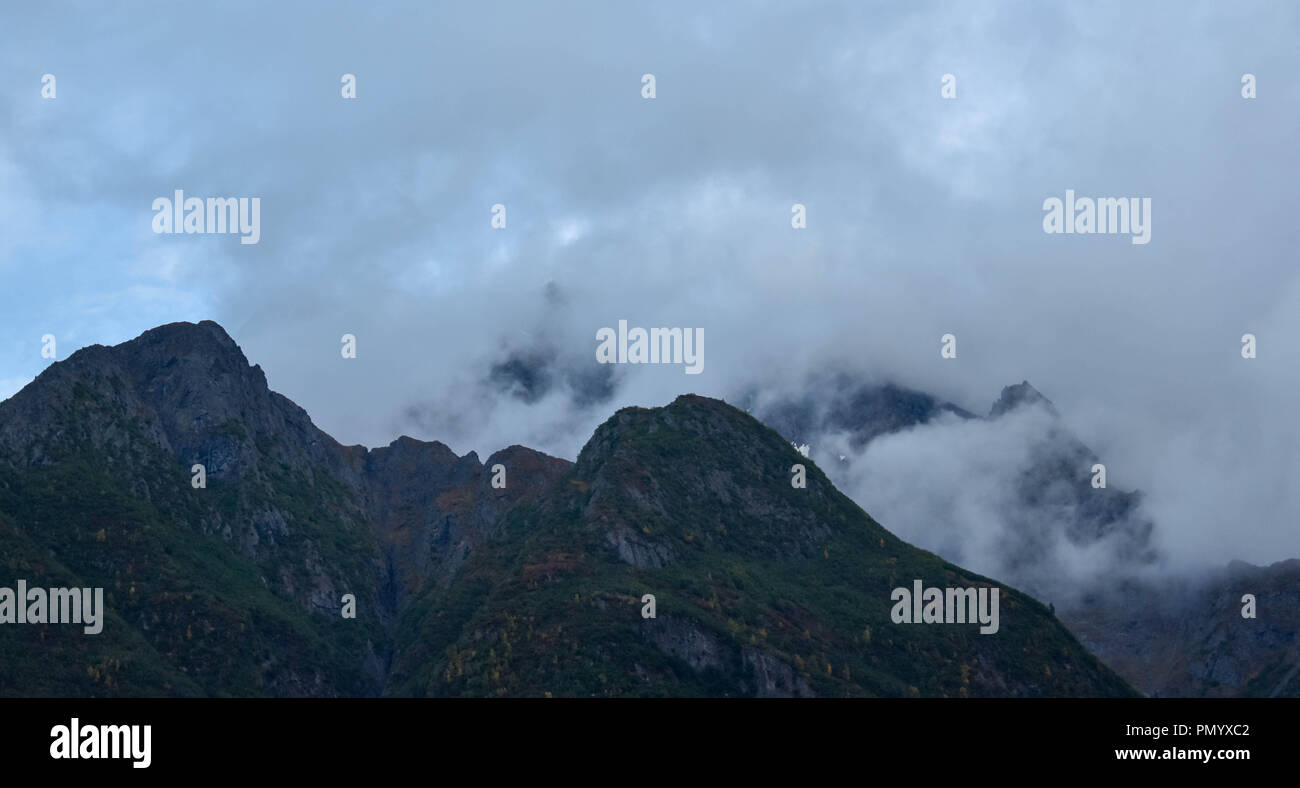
[0, 321, 1133, 697]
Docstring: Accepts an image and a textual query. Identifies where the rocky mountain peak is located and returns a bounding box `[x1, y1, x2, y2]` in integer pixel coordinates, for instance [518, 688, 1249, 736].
[989, 380, 1057, 419]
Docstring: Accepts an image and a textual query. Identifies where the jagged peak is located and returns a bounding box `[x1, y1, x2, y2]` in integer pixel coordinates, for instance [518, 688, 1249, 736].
[989, 380, 1057, 419]
[485, 444, 571, 472]
[598, 393, 753, 433]
[46, 319, 258, 389]
[577, 392, 797, 479]
[380, 434, 456, 452]
[11, 320, 261, 406]
[366, 435, 464, 473]
[116, 319, 247, 361]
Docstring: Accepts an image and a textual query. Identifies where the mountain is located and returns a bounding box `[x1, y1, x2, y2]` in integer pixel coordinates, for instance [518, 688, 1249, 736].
[0, 321, 1133, 697]
[750, 377, 1157, 600]
[989, 381, 1056, 419]
[386, 393, 1131, 697]
[745, 374, 976, 451]
[0, 321, 390, 695]
[749, 374, 1297, 698]
[1061, 560, 1300, 698]
[980, 381, 1157, 592]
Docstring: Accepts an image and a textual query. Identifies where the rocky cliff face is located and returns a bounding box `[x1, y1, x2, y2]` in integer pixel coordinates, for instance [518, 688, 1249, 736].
[0, 322, 1133, 697]
[362, 436, 570, 609]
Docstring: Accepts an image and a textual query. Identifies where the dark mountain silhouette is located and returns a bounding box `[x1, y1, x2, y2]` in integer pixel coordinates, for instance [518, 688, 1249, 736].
[0, 321, 1131, 697]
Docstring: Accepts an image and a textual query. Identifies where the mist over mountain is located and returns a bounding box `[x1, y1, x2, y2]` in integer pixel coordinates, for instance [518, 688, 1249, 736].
[749, 376, 1300, 697]
[0, 321, 1137, 697]
[340, 318, 1300, 697]
[748, 377, 1159, 606]
[403, 325, 1157, 606]
[5, 2, 1297, 584]
[3, 321, 1295, 697]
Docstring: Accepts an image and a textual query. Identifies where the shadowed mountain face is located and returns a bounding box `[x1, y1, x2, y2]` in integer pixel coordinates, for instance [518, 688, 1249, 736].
[748, 376, 1298, 698]
[1061, 560, 1300, 698]
[0, 322, 1132, 697]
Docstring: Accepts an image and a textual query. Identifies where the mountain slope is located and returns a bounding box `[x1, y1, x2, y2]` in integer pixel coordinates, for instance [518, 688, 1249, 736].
[750, 374, 1300, 698]
[0, 322, 390, 695]
[1062, 560, 1300, 698]
[751, 377, 1157, 601]
[0, 322, 1134, 697]
[388, 395, 1134, 697]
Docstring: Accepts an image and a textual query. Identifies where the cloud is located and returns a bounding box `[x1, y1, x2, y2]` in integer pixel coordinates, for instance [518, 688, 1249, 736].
[804, 403, 1161, 604]
[2, 0, 1299, 573]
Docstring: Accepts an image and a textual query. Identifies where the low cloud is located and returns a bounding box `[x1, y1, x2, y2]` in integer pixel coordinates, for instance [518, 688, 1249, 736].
[805, 405, 1162, 604]
[2, 1, 1298, 579]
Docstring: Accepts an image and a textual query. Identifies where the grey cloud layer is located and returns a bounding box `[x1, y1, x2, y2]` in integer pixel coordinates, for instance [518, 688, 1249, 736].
[3, 1, 1299, 569]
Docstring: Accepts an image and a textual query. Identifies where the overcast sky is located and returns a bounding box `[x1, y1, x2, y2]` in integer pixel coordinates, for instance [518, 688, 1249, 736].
[2, 1, 1298, 570]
